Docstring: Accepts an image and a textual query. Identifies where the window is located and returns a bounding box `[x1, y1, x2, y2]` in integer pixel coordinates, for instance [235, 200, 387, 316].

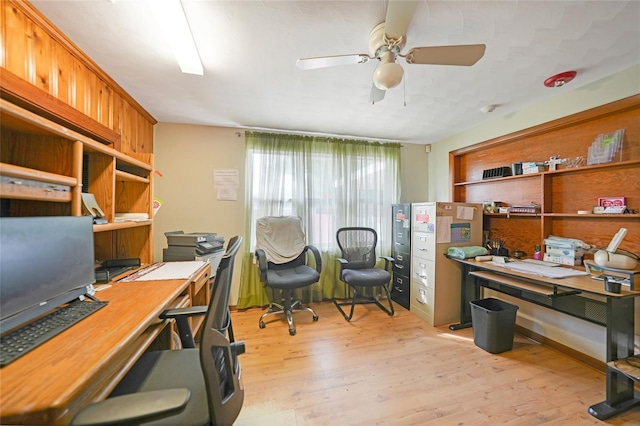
[237, 132, 401, 308]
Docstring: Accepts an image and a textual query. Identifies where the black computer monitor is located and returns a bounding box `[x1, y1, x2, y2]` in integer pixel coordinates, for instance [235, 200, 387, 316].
[0, 216, 96, 334]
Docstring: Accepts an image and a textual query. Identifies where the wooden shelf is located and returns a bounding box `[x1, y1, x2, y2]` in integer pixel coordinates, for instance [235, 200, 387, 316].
[607, 357, 640, 383]
[453, 159, 640, 187]
[2, 98, 154, 263]
[93, 220, 153, 232]
[0, 162, 77, 186]
[116, 169, 150, 184]
[544, 213, 640, 218]
[451, 94, 640, 257]
[487, 212, 640, 219]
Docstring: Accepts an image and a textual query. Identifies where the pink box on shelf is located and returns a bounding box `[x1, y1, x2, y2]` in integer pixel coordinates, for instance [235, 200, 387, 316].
[598, 197, 626, 207]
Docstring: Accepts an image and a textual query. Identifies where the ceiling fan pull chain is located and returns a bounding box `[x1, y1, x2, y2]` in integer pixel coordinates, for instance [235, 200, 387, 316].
[403, 74, 406, 107]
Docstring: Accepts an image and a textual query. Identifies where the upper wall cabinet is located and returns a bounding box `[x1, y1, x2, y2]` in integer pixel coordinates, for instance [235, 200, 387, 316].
[0, 0, 156, 155]
[0, 0, 157, 264]
[450, 95, 640, 258]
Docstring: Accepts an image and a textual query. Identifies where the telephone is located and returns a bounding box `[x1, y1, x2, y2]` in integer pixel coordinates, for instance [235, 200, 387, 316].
[593, 228, 639, 270]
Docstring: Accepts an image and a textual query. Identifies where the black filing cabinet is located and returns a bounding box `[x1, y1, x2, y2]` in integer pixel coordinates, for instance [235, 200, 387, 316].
[391, 203, 411, 310]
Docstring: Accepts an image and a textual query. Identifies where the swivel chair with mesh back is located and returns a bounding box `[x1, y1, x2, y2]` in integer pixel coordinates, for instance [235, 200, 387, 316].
[71, 237, 244, 426]
[334, 227, 395, 321]
[255, 216, 322, 336]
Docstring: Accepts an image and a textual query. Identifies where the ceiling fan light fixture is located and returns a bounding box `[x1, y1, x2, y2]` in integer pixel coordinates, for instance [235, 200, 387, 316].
[373, 61, 404, 90]
[544, 71, 577, 88]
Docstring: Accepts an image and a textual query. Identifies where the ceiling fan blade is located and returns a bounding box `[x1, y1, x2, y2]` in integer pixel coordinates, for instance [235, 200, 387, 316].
[369, 84, 386, 104]
[404, 44, 486, 66]
[296, 54, 371, 70]
[384, 0, 418, 40]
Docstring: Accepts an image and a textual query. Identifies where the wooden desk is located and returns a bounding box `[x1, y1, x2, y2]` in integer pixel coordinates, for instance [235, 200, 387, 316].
[0, 263, 210, 425]
[449, 258, 640, 420]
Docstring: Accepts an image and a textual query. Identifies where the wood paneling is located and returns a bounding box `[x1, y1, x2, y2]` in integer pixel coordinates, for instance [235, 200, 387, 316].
[452, 95, 640, 257]
[1, 0, 156, 155]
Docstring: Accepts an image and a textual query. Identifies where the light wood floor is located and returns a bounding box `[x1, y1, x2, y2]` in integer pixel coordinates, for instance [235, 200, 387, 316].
[230, 301, 640, 425]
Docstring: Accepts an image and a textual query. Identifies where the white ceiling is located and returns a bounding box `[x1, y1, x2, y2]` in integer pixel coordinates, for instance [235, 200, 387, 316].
[30, 0, 640, 145]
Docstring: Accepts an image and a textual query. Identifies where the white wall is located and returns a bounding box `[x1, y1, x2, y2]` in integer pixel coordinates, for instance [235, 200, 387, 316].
[400, 143, 429, 202]
[152, 125, 246, 304]
[427, 64, 640, 361]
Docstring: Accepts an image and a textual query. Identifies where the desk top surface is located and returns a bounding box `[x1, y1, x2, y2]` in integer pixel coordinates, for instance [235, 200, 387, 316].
[455, 259, 640, 298]
[0, 263, 210, 425]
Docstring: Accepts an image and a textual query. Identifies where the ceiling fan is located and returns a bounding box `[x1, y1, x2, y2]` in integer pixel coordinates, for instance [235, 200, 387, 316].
[296, 0, 486, 104]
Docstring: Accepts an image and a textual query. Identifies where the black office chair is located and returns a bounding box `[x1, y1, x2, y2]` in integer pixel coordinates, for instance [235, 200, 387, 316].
[334, 227, 395, 321]
[255, 216, 322, 336]
[72, 237, 245, 426]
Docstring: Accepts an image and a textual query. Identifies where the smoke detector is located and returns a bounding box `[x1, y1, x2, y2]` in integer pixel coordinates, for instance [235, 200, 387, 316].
[544, 71, 577, 88]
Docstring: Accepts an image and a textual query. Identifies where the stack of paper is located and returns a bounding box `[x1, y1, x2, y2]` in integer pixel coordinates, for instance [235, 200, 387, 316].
[115, 212, 150, 222]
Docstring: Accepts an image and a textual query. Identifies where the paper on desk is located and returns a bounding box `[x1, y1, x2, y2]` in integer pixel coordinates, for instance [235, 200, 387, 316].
[120, 261, 206, 282]
[488, 261, 588, 278]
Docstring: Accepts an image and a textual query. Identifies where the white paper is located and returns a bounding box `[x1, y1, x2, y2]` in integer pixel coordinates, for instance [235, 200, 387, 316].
[120, 261, 206, 282]
[436, 216, 452, 243]
[456, 205, 475, 220]
[214, 169, 239, 186]
[214, 169, 239, 201]
[216, 187, 238, 201]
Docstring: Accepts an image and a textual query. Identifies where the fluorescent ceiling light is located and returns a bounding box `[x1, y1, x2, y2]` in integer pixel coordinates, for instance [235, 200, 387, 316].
[147, 0, 203, 75]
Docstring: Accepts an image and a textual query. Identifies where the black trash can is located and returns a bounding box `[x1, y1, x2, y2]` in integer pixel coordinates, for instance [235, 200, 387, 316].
[470, 297, 519, 354]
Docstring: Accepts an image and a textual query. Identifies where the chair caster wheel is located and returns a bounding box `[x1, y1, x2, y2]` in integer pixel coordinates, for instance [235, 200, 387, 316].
[313, 315, 319, 321]
[259, 321, 265, 329]
[289, 329, 296, 336]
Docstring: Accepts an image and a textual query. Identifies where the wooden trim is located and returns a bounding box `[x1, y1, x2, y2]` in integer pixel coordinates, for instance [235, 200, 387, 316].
[0, 162, 77, 186]
[0, 69, 121, 146]
[11, 0, 156, 124]
[451, 94, 640, 155]
[515, 325, 604, 372]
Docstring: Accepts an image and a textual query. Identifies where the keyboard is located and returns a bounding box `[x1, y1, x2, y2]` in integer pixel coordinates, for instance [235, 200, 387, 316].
[0, 299, 108, 367]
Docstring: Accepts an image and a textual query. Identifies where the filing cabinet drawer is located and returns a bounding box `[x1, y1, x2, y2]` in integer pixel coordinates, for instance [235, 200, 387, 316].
[392, 250, 410, 275]
[412, 231, 436, 260]
[412, 257, 434, 290]
[412, 203, 435, 232]
[410, 278, 434, 323]
[393, 228, 410, 248]
[392, 274, 410, 295]
[391, 273, 410, 309]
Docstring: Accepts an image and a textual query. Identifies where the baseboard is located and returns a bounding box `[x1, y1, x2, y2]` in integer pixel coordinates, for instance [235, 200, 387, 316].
[515, 325, 604, 372]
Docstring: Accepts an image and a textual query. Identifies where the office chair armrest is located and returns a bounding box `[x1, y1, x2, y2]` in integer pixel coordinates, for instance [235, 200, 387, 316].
[160, 306, 207, 320]
[159, 306, 208, 349]
[305, 244, 323, 274]
[380, 256, 395, 272]
[71, 388, 191, 426]
[255, 249, 269, 282]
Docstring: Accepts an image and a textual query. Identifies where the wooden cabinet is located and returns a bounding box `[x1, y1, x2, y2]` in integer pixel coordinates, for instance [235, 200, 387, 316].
[1, 0, 157, 264]
[1, 99, 155, 263]
[451, 95, 640, 259]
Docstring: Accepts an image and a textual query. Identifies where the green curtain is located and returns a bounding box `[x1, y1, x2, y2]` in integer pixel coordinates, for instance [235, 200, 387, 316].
[236, 132, 401, 309]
